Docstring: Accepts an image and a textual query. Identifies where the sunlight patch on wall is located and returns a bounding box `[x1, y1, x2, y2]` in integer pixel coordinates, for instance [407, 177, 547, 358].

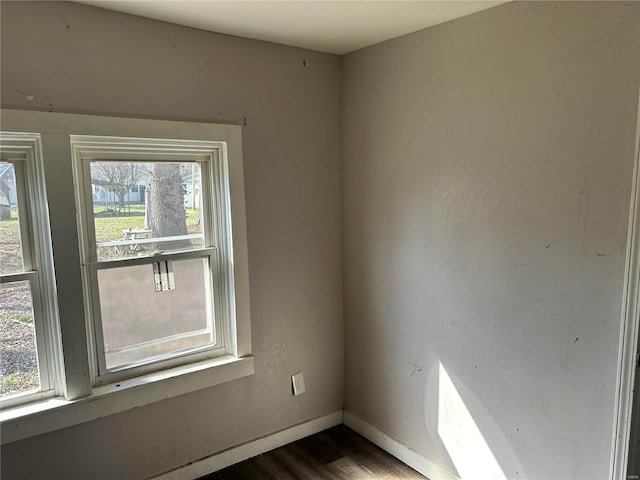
[438, 362, 507, 480]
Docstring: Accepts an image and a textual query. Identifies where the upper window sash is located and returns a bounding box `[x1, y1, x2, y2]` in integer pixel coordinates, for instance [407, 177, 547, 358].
[82, 159, 208, 262]
[70, 136, 221, 264]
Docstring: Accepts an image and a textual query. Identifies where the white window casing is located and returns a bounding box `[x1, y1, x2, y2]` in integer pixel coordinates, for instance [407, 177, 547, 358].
[0, 133, 62, 409]
[0, 110, 253, 444]
[69, 135, 248, 384]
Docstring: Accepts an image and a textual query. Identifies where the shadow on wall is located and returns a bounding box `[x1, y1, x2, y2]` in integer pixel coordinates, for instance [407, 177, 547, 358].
[425, 362, 524, 479]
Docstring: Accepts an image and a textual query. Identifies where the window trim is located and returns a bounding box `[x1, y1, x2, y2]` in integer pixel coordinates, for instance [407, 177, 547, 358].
[0, 109, 252, 443]
[71, 137, 233, 383]
[0, 134, 62, 409]
[1, 354, 254, 445]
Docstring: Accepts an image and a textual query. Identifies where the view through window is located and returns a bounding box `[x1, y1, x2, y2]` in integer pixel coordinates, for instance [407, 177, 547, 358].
[0, 158, 47, 400]
[85, 159, 218, 373]
[90, 161, 204, 261]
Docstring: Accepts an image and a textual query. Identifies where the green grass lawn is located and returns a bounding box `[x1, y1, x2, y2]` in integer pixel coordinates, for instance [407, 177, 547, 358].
[1, 206, 201, 263]
[93, 205, 200, 242]
[0, 214, 22, 273]
[94, 212, 146, 243]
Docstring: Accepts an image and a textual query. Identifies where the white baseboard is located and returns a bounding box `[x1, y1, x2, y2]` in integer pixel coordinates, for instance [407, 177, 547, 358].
[343, 411, 460, 480]
[153, 410, 344, 480]
[153, 410, 458, 480]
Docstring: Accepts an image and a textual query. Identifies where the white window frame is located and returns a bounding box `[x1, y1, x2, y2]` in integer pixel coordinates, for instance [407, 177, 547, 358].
[0, 110, 253, 445]
[0, 133, 62, 409]
[72, 136, 234, 384]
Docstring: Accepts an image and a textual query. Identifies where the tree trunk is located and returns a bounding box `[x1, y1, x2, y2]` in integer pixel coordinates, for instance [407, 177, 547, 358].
[149, 164, 190, 250]
[117, 191, 126, 211]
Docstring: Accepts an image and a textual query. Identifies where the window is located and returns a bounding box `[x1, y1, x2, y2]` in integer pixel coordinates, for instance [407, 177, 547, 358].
[0, 133, 59, 408]
[72, 138, 233, 382]
[0, 110, 252, 443]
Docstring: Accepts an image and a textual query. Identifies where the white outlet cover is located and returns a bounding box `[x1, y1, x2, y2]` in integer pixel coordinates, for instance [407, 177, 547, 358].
[292, 372, 306, 395]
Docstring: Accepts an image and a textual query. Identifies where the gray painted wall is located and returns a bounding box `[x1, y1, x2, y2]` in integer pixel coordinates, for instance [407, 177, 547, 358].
[342, 2, 640, 479]
[0, 2, 343, 478]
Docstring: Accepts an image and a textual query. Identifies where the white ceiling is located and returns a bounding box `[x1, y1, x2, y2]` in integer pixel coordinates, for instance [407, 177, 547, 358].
[78, 1, 507, 55]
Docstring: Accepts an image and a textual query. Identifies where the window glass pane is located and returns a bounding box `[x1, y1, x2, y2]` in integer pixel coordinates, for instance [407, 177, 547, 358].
[90, 161, 203, 262]
[0, 162, 24, 274]
[97, 257, 214, 370]
[0, 281, 39, 397]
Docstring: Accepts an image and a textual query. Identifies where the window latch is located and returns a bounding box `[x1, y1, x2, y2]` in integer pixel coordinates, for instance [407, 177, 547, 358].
[153, 260, 175, 292]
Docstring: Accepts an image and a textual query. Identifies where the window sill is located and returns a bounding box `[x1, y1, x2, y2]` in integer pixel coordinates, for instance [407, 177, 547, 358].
[0, 354, 254, 445]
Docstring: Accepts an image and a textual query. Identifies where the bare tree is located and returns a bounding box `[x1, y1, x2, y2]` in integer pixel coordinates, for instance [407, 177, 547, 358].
[148, 163, 190, 250]
[91, 162, 147, 212]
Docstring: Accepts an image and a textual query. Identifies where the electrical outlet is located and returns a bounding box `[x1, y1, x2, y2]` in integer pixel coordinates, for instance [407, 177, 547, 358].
[291, 372, 306, 396]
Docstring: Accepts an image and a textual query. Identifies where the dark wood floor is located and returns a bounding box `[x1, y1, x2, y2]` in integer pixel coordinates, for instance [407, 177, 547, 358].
[201, 425, 426, 479]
